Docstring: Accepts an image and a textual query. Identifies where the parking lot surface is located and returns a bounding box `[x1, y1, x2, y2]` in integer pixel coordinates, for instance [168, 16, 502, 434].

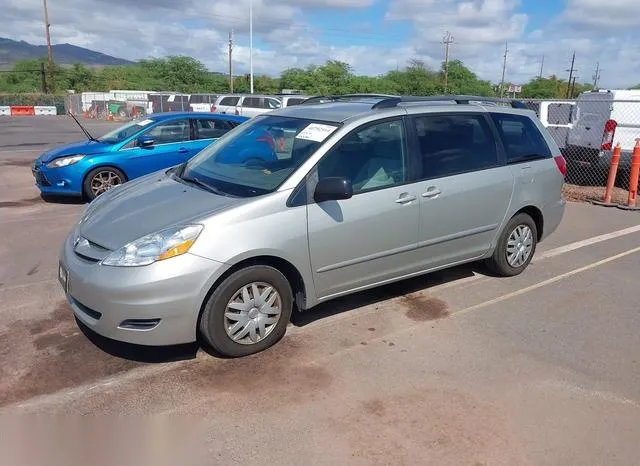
[1, 117, 639, 465]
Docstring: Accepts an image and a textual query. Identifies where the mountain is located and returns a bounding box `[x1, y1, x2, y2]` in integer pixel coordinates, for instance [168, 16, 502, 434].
[0, 37, 134, 69]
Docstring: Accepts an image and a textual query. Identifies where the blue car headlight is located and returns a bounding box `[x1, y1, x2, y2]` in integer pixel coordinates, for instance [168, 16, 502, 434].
[47, 155, 85, 168]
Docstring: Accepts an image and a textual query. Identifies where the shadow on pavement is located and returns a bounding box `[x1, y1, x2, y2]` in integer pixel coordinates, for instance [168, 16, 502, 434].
[291, 263, 483, 327]
[76, 318, 199, 363]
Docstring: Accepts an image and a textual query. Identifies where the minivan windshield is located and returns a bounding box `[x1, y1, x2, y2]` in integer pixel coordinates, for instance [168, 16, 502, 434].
[98, 118, 157, 143]
[181, 115, 339, 197]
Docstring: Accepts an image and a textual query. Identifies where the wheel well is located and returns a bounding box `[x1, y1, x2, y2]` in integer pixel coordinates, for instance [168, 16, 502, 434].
[197, 255, 307, 325]
[516, 206, 543, 240]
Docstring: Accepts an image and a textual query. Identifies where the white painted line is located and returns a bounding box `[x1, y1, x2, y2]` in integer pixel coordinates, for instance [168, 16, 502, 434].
[539, 380, 640, 410]
[534, 224, 640, 262]
[453, 245, 640, 318]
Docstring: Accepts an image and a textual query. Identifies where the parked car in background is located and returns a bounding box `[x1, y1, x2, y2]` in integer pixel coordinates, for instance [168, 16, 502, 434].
[564, 89, 640, 174]
[212, 94, 283, 117]
[31, 112, 248, 200]
[279, 95, 311, 107]
[58, 95, 565, 358]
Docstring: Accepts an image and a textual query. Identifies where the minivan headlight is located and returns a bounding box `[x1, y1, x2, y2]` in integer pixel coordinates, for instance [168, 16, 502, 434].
[47, 155, 85, 168]
[101, 225, 203, 267]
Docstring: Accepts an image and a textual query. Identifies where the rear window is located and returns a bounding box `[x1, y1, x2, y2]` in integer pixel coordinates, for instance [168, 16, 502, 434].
[286, 98, 306, 106]
[547, 103, 572, 125]
[490, 113, 551, 162]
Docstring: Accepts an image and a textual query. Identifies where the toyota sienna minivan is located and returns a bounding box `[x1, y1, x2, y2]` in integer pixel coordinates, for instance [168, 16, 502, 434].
[59, 95, 566, 357]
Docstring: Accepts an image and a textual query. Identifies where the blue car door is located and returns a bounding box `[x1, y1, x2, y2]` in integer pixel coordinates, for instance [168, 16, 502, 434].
[123, 117, 197, 178]
[191, 116, 238, 154]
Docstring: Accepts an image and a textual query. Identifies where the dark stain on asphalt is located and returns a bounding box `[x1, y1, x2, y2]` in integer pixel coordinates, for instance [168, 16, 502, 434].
[363, 398, 386, 417]
[0, 158, 35, 167]
[388, 342, 395, 347]
[0, 301, 143, 407]
[154, 337, 332, 408]
[367, 327, 376, 332]
[27, 264, 39, 276]
[402, 295, 449, 322]
[0, 196, 43, 208]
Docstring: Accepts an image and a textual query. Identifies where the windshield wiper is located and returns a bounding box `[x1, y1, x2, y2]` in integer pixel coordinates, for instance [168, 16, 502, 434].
[67, 111, 99, 142]
[181, 176, 228, 196]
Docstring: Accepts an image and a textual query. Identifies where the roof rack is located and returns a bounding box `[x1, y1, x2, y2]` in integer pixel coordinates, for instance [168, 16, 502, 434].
[301, 94, 398, 105]
[372, 95, 528, 109]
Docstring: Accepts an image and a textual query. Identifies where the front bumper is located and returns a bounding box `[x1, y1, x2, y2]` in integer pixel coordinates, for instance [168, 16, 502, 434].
[32, 161, 84, 196]
[59, 232, 230, 346]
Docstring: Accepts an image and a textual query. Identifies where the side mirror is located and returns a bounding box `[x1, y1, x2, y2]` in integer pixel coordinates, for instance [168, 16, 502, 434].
[138, 135, 155, 147]
[314, 177, 353, 203]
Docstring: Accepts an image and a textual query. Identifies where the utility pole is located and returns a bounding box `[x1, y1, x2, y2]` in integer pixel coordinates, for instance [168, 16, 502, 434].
[42, 0, 53, 66]
[228, 30, 234, 93]
[570, 76, 578, 99]
[592, 62, 601, 90]
[40, 62, 48, 93]
[538, 55, 544, 79]
[442, 31, 454, 93]
[499, 41, 508, 97]
[249, 0, 254, 94]
[566, 51, 576, 98]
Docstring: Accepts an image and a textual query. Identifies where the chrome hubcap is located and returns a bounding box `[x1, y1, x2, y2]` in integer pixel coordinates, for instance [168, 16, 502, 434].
[506, 224, 534, 267]
[224, 282, 282, 345]
[91, 170, 122, 196]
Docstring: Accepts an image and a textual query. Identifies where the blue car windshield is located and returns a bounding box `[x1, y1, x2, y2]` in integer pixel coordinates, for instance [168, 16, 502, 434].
[98, 118, 157, 143]
[181, 115, 339, 197]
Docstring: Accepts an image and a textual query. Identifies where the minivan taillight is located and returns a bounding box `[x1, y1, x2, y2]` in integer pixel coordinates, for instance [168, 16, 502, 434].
[601, 119, 617, 150]
[554, 155, 567, 177]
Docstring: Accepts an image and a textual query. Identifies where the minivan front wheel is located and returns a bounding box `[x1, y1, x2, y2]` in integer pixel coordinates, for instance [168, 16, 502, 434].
[486, 213, 538, 277]
[199, 265, 293, 357]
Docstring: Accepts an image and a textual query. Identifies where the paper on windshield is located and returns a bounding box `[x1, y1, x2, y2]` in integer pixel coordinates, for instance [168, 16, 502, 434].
[295, 123, 337, 142]
[137, 119, 154, 126]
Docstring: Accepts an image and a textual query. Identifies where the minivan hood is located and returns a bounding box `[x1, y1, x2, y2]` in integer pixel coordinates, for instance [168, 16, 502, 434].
[79, 171, 245, 250]
[40, 140, 112, 163]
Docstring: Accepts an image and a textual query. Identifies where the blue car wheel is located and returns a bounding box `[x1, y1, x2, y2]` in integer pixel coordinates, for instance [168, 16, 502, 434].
[83, 166, 126, 200]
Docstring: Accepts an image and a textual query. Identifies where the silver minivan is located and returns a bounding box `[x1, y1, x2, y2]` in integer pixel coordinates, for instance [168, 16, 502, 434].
[59, 96, 566, 357]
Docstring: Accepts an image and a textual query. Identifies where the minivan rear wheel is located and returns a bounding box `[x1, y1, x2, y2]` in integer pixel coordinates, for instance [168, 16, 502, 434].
[486, 213, 537, 277]
[199, 265, 293, 357]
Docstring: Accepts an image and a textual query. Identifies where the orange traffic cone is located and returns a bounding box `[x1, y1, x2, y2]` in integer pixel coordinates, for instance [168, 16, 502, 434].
[591, 143, 622, 207]
[618, 139, 640, 210]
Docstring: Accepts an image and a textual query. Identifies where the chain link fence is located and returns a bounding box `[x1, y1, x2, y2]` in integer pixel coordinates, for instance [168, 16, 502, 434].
[522, 97, 639, 205]
[64, 92, 220, 122]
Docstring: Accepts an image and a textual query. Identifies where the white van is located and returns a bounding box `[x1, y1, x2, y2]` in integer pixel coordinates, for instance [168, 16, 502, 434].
[533, 100, 575, 150]
[212, 94, 282, 118]
[564, 90, 640, 172]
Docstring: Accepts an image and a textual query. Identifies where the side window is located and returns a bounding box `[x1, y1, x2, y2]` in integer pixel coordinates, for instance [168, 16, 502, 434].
[219, 96, 240, 106]
[144, 119, 190, 144]
[286, 98, 305, 106]
[243, 97, 261, 108]
[317, 119, 408, 194]
[193, 118, 234, 140]
[266, 98, 282, 109]
[414, 114, 499, 179]
[490, 113, 551, 163]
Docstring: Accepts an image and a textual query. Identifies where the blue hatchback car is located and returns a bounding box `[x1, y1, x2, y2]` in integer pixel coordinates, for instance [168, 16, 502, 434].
[31, 112, 252, 200]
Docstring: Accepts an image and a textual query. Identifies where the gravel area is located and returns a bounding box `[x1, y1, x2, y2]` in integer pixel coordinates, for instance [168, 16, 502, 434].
[563, 184, 630, 205]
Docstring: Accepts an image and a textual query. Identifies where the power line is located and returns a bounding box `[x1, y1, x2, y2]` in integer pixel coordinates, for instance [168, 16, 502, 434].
[442, 31, 454, 93]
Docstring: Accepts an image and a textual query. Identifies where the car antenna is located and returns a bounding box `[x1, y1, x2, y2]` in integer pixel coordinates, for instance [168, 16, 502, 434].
[67, 110, 98, 142]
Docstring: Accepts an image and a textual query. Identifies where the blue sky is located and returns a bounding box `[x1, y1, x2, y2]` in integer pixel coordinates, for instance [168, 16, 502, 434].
[4, 0, 640, 88]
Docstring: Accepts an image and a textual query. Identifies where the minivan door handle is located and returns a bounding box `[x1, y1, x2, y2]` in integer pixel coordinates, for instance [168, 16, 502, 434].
[395, 193, 417, 204]
[422, 187, 442, 199]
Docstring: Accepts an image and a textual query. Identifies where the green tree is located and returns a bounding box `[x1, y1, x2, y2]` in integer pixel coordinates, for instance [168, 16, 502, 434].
[441, 60, 493, 96]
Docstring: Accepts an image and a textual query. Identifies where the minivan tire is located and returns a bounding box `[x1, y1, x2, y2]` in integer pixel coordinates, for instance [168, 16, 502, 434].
[485, 213, 538, 277]
[199, 265, 294, 358]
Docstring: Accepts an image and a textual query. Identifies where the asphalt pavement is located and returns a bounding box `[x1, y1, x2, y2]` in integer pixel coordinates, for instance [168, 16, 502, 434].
[0, 116, 639, 465]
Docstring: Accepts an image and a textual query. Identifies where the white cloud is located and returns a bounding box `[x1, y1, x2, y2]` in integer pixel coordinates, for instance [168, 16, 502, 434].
[563, 0, 637, 28]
